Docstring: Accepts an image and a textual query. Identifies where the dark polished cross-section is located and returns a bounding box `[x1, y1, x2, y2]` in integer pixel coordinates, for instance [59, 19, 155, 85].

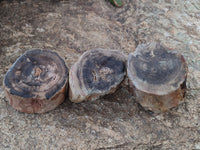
[3, 49, 69, 113]
[69, 49, 126, 103]
[128, 42, 187, 113]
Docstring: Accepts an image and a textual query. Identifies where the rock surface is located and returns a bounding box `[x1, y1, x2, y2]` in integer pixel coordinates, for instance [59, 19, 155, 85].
[69, 49, 126, 103]
[128, 42, 187, 112]
[0, 0, 200, 149]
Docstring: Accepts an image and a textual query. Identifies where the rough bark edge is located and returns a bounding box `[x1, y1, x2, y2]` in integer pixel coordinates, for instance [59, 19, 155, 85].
[3, 82, 68, 113]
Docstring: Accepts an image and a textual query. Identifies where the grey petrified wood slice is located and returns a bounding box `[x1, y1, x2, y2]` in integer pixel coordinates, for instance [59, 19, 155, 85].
[69, 49, 126, 103]
[3, 49, 69, 113]
[128, 42, 187, 113]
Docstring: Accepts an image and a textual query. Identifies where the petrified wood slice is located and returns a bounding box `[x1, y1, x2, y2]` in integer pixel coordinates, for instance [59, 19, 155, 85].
[69, 49, 126, 103]
[3, 49, 69, 113]
[128, 42, 187, 112]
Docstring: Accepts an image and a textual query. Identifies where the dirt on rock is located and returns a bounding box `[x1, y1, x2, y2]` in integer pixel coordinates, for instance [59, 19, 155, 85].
[0, 0, 200, 149]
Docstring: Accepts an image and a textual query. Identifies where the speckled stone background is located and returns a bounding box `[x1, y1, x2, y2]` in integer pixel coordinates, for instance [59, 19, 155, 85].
[0, 0, 200, 149]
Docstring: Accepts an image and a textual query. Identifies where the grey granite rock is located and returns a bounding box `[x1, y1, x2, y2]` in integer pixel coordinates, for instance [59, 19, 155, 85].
[0, 0, 200, 149]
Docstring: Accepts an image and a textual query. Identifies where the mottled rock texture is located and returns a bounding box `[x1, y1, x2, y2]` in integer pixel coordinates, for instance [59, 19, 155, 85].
[0, 0, 200, 149]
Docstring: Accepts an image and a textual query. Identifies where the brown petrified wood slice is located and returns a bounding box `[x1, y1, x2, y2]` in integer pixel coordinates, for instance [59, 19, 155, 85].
[69, 49, 126, 103]
[3, 49, 69, 113]
[128, 42, 187, 113]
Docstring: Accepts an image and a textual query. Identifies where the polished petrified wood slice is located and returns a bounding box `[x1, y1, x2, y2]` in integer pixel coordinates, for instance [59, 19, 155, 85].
[128, 42, 187, 112]
[3, 49, 69, 113]
[69, 49, 126, 103]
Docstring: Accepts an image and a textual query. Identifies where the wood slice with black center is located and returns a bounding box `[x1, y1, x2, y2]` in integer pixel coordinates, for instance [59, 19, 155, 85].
[69, 49, 126, 103]
[3, 49, 69, 113]
[128, 42, 187, 113]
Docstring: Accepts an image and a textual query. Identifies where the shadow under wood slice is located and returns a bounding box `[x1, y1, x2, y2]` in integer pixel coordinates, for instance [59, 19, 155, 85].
[128, 42, 188, 113]
[69, 49, 127, 103]
[3, 49, 69, 113]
